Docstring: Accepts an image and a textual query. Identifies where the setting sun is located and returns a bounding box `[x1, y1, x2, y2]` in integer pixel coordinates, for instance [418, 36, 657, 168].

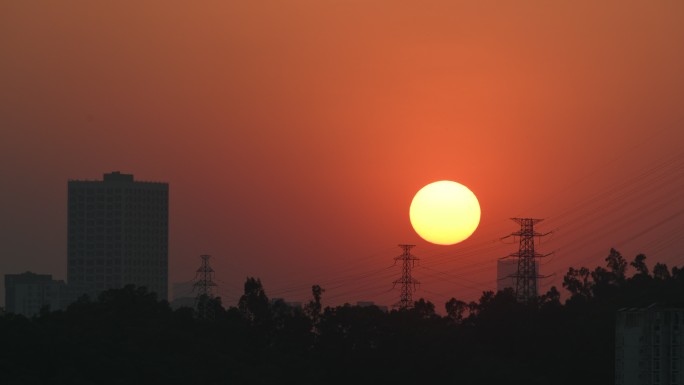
[409, 181, 481, 245]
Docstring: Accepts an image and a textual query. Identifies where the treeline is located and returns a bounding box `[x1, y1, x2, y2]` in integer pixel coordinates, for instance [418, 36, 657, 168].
[2, 249, 684, 385]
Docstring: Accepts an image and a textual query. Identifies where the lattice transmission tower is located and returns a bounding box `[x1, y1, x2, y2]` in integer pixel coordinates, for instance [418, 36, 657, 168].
[393, 244, 420, 310]
[193, 254, 217, 319]
[505, 218, 548, 302]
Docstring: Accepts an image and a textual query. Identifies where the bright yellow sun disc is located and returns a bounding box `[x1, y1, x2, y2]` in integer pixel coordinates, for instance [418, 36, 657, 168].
[409, 181, 481, 245]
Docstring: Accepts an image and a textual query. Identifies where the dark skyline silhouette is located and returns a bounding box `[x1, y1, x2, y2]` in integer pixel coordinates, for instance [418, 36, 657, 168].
[2, 251, 683, 384]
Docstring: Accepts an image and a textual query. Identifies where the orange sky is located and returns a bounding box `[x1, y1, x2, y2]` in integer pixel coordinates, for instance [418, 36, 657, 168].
[1, 1, 684, 307]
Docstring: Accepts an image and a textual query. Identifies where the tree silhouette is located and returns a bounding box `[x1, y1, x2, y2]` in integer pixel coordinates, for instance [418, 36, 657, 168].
[445, 297, 468, 323]
[562, 266, 593, 298]
[304, 284, 325, 332]
[238, 277, 270, 326]
[605, 247, 627, 281]
[2, 248, 683, 385]
[653, 262, 671, 280]
[630, 253, 649, 276]
[411, 298, 437, 319]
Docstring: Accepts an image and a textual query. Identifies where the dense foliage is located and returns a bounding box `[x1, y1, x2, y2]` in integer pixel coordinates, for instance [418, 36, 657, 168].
[2, 249, 683, 384]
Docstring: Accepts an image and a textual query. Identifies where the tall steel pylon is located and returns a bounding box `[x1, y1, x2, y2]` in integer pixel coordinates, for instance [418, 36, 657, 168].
[506, 218, 548, 302]
[193, 254, 217, 319]
[393, 244, 420, 310]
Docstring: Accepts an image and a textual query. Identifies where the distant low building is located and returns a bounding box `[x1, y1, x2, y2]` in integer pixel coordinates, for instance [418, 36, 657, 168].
[271, 298, 303, 309]
[170, 281, 196, 310]
[4, 272, 71, 316]
[496, 259, 539, 293]
[172, 281, 195, 299]
[615, 305, 684, 385]
[496, 259, 517, 292]
[170, 297, 195, 310]
[357, 301, 388, 312]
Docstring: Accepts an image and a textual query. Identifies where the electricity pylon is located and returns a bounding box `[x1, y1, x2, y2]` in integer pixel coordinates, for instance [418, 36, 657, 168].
[505, 218, 548, 302]
[193, 254, 217, 319]
[393, 244, 420, 310]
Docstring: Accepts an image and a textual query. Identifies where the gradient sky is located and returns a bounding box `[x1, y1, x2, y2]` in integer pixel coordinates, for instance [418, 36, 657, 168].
[2, 1, 684, 308]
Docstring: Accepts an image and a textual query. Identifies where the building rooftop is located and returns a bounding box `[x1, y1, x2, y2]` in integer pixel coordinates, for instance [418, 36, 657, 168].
[103, 171, 134, 183]
[618, 303, 684, 312]
[68, 171, 167, 185]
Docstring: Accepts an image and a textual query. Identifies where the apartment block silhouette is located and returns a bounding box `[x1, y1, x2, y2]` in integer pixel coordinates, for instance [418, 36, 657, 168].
[67, 172, 168, 300]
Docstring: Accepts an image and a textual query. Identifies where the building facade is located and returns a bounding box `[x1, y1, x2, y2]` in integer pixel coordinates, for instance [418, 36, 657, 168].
[616, 305, 684, 385]
[4, 272, 69, 316]
[496, 259, 539, 293]
[67, 172, 168, 300]
[496, 259, 518, 292]
[170, 281, 195, 309]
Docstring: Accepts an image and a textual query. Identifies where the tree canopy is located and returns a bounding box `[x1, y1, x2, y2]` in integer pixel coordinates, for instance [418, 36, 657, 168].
[2, 249, 682, 384]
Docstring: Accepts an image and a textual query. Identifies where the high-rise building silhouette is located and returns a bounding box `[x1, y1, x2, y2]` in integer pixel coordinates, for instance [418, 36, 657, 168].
[67, 172, 168, 300]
